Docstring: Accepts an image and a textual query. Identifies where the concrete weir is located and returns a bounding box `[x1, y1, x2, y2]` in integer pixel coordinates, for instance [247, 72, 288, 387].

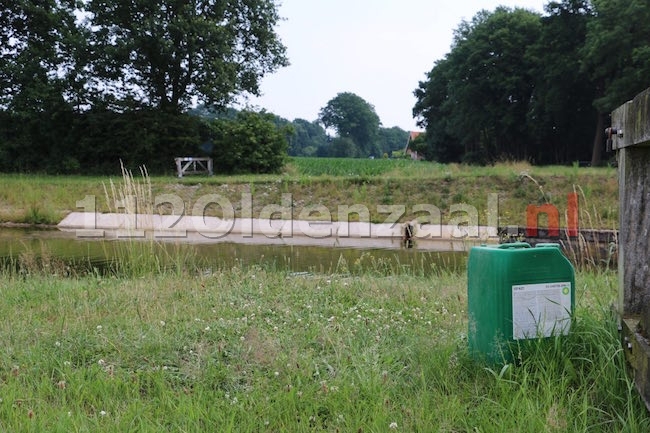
[57, 212, 498, 252]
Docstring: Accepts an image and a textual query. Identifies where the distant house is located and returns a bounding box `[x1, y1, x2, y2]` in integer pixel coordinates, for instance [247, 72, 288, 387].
[404, 131, 425, 160]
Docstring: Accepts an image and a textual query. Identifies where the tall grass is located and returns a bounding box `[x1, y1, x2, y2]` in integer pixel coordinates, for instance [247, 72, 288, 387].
[562, 185, 618, 271]
[0, 160, 619, 229]
[98, 162, 198, 277]
[0, 265, 646, 432]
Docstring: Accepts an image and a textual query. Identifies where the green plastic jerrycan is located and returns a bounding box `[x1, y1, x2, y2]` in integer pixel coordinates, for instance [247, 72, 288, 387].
[467, 242, 575, 364]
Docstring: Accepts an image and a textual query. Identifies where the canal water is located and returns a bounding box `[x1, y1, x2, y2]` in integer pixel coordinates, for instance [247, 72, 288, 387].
[0, 227, 468, 276]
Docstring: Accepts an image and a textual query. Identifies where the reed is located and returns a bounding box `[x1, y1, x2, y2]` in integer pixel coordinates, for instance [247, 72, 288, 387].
[100, 161, 196, 277]
[561, 185, 618, 271]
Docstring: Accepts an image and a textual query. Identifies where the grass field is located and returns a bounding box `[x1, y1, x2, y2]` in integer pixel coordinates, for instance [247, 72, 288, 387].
[0, 259, 647, 432]
[0, 159, 644, 431]
[0, 158, 619, 229]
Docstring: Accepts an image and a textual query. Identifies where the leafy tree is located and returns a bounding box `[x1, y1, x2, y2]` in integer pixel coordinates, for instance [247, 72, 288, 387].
[527, 0, 595, 164]
[188, 105, 240, 121]
[209, 111, 289, 174]
[84, 0, 288, 112]
[0, 1, 289, 174]
[0, 0, 88, 172]
[378, 126, 408, 155]
[581, 0, 650, 165]
[0, 0, 82, 112]
[414, 7, 542, 163]
[328, 137, 357, 158]
[319, 92, 381, 157]
[71, 109, 203, 174]
[453, 7, 541, 162]
[413, 58, 459, 162]
[289, 119, 328, 156]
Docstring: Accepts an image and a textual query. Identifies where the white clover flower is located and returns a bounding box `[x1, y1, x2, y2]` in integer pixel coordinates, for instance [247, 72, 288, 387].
[389, 421, 398, 429]
[97, 359, 106, 366]
[96, 325, 102, 331]
[55, 341, 61, 347]
[99, 410, 107, 417]
[160, 321, 166, 327]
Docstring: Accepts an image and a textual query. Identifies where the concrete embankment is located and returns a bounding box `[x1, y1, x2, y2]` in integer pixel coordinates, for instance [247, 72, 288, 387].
[58, 212, 498, 251]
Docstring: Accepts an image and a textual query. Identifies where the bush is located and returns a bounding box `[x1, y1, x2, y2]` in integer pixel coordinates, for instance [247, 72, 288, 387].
[208, 110, 290, 174]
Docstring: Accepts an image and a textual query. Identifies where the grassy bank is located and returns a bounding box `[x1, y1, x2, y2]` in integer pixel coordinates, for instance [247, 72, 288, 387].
[0, 262, 646, 432]
[0, 158, 618, 229]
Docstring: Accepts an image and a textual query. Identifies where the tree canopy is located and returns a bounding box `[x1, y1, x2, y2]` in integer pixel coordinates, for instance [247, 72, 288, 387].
[0, 0, 289, 174]
[319, 92, 381, 158]
[85, 0, 288, 112]
[413, 0, 650, 165]
[0, 0, 81, 113]
[1, 0, 287, 114]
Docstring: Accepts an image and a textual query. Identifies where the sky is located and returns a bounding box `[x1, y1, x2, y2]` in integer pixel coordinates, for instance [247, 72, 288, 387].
[247, 0, 548, 132]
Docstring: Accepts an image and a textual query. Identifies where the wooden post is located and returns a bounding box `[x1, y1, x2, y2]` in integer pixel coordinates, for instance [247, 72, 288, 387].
[611, 87, 650, 410]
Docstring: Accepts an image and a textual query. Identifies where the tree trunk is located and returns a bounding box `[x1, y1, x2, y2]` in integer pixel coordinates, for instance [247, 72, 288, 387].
[590, 112, 606, 166]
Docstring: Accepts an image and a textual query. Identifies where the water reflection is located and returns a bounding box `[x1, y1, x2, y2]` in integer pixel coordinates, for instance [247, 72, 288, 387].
[0, 227, 468, 276]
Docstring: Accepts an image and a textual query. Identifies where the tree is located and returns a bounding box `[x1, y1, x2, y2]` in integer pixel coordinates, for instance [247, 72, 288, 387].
[84, 0, 288, 112]
[0, 0, 87, 171]
[527, 0, 595, 164]
[289, 119, 328, 156]
[378, 126, 408, 156]
[413, 57, 459, 162]
[0, 0, 89, 115]
[319, 92, 381, 157]
[581, 0, 650, 165]
[414, 7, 543, 163]
[209, 110, 290, 174]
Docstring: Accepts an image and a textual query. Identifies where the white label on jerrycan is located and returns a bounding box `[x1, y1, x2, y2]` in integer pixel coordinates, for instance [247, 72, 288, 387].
[511, 282, 572, 340]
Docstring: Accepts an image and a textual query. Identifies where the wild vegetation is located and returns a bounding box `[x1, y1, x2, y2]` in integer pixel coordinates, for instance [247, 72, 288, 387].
[0, 155, 642, 431]
[0, 249, 647, 432]
[414, 0, 650, 166]
[0, 0, 288, 174]
[0, 159, 619, 232]
[4, 1, 650, 174]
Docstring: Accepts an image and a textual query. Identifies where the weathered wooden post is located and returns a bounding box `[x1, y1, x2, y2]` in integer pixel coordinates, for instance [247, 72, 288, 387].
[611, 87, 650, 410]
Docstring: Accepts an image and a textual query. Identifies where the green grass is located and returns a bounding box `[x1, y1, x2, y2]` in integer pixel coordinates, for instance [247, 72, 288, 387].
[0, 260, 647, 432]
[0, 159, 619, 228]
[287, 157, 422, 177]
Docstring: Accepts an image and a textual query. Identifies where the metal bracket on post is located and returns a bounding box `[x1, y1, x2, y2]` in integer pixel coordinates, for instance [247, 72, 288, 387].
[605, 127, 623, 153]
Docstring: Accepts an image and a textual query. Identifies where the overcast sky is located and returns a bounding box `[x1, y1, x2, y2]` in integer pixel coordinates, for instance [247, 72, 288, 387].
[247, 0, 548, 131]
